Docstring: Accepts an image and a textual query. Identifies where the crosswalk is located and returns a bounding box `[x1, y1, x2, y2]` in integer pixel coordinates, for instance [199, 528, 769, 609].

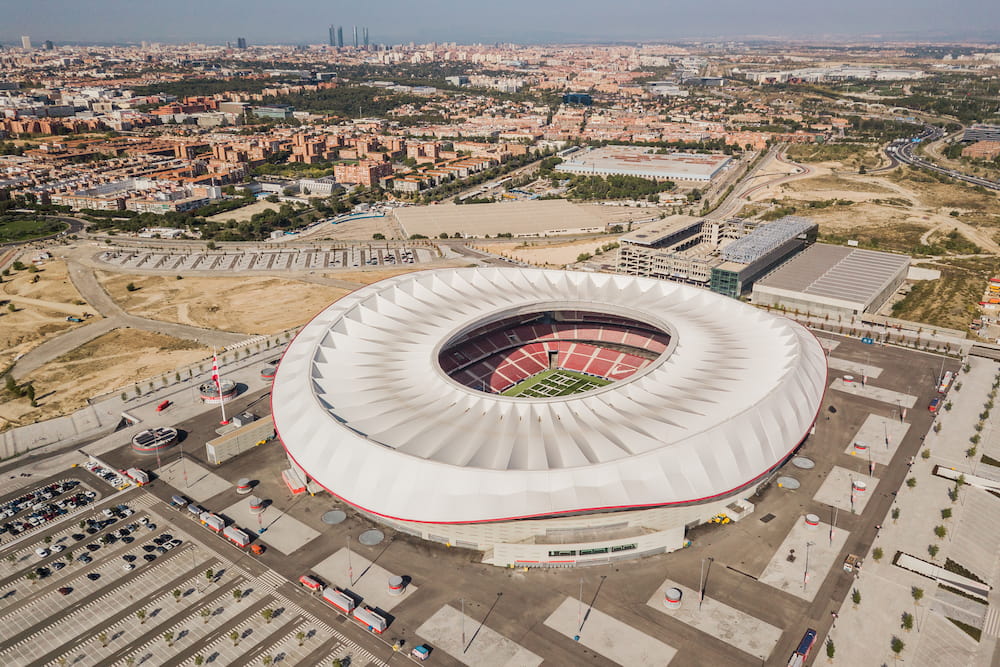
[983, 607, 1000, 637]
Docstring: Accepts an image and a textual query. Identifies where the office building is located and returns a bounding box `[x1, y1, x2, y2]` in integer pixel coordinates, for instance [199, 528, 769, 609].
[353, 26, 358, 49]
[337, 26, 343, 48]
[617, 215, 817, 297]
[363, 27, 369, 49]
[328, 25, 336, 47]
[752, 244, 910, 317]
[43, 40, 54, 51]
[20, 36, 31, 50]
[236, 37, 247, 50]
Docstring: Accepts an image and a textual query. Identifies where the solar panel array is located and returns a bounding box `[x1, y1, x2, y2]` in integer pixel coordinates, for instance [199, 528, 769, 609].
[721, 216, 815, 264]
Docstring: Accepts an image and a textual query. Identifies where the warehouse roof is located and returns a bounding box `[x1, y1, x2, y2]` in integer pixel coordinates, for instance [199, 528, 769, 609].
[755, 243, 910, 307]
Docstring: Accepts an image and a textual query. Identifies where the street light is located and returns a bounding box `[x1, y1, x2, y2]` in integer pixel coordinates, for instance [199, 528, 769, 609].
[804, 541, 815, 592]
[699, 557, 714, 610]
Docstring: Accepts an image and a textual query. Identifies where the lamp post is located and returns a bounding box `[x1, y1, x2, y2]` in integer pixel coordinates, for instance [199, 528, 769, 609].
[699, 557, 713, 610]
[804, 542, 814, 592]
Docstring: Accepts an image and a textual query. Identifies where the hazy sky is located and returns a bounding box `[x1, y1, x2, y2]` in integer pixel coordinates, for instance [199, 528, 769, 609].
[3, 0, 999, 46]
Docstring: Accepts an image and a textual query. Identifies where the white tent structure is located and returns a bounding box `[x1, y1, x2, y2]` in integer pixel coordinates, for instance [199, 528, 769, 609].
[272, 268, 827, 566]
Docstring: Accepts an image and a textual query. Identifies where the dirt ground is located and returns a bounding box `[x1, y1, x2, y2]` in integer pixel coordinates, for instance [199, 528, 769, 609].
[478, 237, 620, 267]
[300, 214, 403, 241]
[0, 257, 99, 371]
[205, 199, 280, 223]
[95, 272, 349, 335]
[0, 329, 208, 430]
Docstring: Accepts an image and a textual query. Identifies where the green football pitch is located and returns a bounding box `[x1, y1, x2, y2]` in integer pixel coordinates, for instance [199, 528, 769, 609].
[502, 368, 612, 398]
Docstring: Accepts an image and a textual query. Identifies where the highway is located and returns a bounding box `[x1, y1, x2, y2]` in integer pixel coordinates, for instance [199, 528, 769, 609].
[884, 125, 1000, 191]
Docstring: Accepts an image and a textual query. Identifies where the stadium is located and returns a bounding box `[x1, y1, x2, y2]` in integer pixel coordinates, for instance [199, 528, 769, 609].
[271, 268, 828, 567]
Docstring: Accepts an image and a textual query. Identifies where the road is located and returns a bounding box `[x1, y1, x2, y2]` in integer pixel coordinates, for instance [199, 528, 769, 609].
[10, 261, 246, 378]
[885, 125, 1000, 191]
[708, 146, 813, 220]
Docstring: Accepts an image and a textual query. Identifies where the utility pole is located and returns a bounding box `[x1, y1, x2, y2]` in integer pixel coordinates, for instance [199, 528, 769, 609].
[461, 597, 466, 651]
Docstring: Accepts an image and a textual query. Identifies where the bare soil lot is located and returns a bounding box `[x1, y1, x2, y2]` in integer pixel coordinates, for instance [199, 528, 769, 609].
[0, 258, 98, 370]
[96, 272, 349, 335]
[205, 199, 280, 223]
[479, 237, 620, 267]
[0, 329, 207, 429]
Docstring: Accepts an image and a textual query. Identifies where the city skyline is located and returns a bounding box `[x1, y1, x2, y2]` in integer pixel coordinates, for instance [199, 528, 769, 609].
[3, 0, 1000, 46]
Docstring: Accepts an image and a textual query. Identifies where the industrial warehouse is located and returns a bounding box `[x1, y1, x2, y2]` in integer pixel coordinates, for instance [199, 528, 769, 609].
[555, 145, 733, 182]
[271, 268, 827, 567]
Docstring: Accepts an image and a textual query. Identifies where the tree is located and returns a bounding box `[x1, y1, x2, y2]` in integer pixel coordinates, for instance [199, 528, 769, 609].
[928, 544, 940, 558]
[98, 631, 108, 647]
[296, 631, 306, 646]
[912, 587, 924, 605]
[934, 525, 947, 539]
[941, 508, 952, 520]
[26, 571, 37, 585]
[851, 588, 861, 607]
[901, 612, 913, 631]
[826, 638, 835, 661]
[906, 477, 917, 488]
[372, 233, 385, 240]
[125, 282, 137, 292]
[891, 636, 905, 657]
[263, 656, 273, 666]
[195, 657, 204, 667]
[205, 569, 214, 583]
[233, 588, 243, 603]
[163, 631, 174, 647]
[873, 547, 884, 562]
[891, 507, 900, 522]
[173, 589, 182, 603]
[137, 608, 147, 624]
[230, 631, 240, 646]
[201, 607, 212, 623]
[206, 240, 217, 250]
[261, 608, 274, 624]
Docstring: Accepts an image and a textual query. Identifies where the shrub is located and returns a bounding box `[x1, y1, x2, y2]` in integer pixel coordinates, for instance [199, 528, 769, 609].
[125, 282, 137, 292]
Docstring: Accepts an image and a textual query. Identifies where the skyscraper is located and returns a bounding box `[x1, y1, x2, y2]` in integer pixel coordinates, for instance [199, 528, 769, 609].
[236, 37, 247, 50]
[20, 35, 31, 50]
[363, 27, 369, 49]
[43, 40, 54, 51]
[328, 25, 335, 47]
[336, 26, 343, 48]
[353, 26, 358, 49]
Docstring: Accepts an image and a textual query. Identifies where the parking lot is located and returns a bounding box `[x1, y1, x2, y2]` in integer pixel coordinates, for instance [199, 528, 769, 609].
[95, 245, 434, 273]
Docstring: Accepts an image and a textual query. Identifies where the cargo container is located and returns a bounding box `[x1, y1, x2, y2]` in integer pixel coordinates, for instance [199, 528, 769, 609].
[322, 587, 355, 614]
[125, 468, 149, 485]
[200, 512, 225, 532]
[353, 606, 388, 633]
[223, 525, 250, 548]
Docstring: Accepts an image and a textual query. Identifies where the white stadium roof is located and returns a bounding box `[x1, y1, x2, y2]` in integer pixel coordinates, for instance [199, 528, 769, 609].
[272, 268, 827, 524]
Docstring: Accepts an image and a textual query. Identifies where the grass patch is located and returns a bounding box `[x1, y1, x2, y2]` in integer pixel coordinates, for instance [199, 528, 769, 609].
[940, 584, 990, 605]
[820, 223, 928, 255]
[503, 368, 612, 398]
[785, 142, 879, 167]
[947, 617, 982, 642]
[891, 256, 1000, 331]
[945, 557, 987, 585]
[0, 218, 68, 243]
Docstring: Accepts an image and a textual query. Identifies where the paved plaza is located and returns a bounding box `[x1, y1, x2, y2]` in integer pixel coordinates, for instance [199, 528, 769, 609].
[813, 465, 880, 514]
[759, 517, 850, 601]
[844, 413, 911, 465]
[828, 356, 884, 379]
[221, 498, 320, 555]
[312, 548, 417, 613]
[830, 377, 917, 407]
[646, 578, 782, 662]
[156, 458, 231, 502]
[417, 604, 543, 667]
[545, 596, 678, 665]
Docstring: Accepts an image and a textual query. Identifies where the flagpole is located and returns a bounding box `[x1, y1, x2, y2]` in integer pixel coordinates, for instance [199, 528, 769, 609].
[212, 348, 229, 425]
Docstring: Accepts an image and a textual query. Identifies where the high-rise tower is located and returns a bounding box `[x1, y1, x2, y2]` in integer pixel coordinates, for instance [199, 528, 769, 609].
[328, 25, 335, 47]
[353, 26, 358, 49]
[336, 26, 344, 48]
[363, 27, 369, 49]
[20, 35, 31, 50]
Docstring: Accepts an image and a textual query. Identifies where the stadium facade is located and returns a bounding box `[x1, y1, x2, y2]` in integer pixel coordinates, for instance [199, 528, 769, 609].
[272, 268, 827, 567]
